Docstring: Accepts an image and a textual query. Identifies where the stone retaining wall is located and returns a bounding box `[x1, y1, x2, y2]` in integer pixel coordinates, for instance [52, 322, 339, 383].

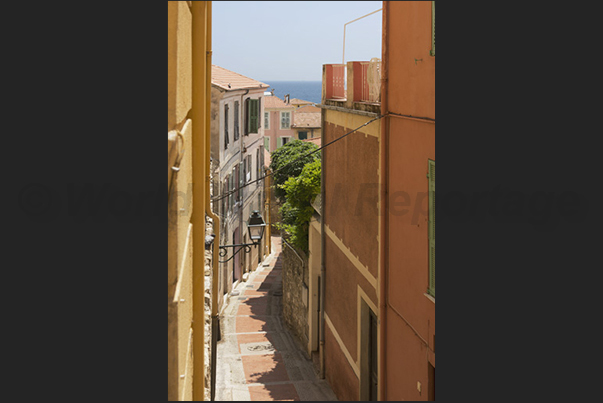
[281, 240, 310, 356]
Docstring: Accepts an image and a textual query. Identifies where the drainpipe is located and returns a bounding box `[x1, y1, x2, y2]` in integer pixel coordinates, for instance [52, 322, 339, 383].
[319, 101, 326, 379]
[191, 2, 209, 400]
[378, 2, 389, 401]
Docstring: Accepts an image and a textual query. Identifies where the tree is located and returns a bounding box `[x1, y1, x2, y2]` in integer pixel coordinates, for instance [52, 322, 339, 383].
[269, 140, 320, 201]
[278, 159, 321, 252]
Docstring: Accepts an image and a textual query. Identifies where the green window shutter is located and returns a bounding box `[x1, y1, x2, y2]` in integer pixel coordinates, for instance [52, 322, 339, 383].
[224, 104, 229, 149]
[248, 99, 258, 133]
[257, 97, 262, 129]
[430, 1, 435, 56]
[264, 136, 270, 152]
[428, 159, 435, 297]
[277, 137, 283, 148]
[244, 98, 249, 135]
[234, 101, 239, 140]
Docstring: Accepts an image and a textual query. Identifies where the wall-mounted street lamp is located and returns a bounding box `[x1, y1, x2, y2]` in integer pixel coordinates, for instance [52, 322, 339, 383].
[218, 210, 266, 263]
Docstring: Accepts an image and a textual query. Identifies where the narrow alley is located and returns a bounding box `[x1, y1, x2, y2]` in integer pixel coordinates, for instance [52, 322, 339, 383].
[215, 236, 337, 401]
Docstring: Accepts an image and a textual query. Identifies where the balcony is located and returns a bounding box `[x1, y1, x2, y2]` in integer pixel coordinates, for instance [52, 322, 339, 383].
[322, 59, 381, 114]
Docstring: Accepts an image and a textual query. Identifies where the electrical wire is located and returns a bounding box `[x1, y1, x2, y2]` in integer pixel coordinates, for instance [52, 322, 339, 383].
[210, 114, 384, 203]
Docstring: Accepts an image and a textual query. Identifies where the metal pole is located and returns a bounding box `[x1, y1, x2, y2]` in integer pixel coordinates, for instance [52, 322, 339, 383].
[342, 8, 382, 65]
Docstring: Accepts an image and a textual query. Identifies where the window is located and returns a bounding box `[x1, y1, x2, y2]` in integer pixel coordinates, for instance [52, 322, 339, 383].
[260, 145, 264, 177]
[228, 174, 233, 211]
[258, 97, 262, 129]
[237, 163, 242, 201]
[427, 159, 435, 297]
[280, 111, 291, 129]
[298, 131, 308, 140]
[246, 98, 259, 134]
[255, 147, 261, 187]
[222, 179, 228, 217]
[234, 101, 240, 141]
[234, 165, 239, 204]
[224, 104, 229, 149]
[430, 1, 435, 56]
[264, 136, 270, 152]
[277, 136, 293, 148]
[264, 111, 270, 130]
[246, 155, 252, 183]
[242, 156, 247, 186]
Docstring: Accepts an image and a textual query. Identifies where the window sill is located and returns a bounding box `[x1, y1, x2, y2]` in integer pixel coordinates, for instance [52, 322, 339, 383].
[424, 292, 435, 304]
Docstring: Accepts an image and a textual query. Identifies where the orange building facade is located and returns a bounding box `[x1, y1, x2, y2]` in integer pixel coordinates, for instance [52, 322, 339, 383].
[380, 1, 435, 400]
[317, 1, 435, 400]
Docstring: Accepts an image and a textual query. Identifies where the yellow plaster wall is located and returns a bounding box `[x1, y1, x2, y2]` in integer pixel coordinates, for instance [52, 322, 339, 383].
[168, 1, 201, 400]
[324, 109, 380, 138]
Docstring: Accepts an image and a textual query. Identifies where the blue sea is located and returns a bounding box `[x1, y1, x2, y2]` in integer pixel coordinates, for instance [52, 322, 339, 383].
[263, 81, 322, 105]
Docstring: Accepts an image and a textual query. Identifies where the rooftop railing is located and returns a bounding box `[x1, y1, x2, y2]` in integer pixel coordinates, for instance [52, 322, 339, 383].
[322, 59, 381, 112]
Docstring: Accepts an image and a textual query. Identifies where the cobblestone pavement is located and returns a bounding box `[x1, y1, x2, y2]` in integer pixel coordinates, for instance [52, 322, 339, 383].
[215, 236, 338, 401]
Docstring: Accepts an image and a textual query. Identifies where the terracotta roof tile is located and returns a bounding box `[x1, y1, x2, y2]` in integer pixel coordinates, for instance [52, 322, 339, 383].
[292, 111, 321, 128]
[263, 95, 295, 109]
[302, 137, 322, 147]
[294, 105, 321, 113]
[211, 65, 268, 91]
[290, 98, 314, 105]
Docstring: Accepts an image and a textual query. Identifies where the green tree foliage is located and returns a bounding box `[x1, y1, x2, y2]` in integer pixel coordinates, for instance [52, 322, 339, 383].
[277, 159, 321, 252]
[269, 140, 320, 201]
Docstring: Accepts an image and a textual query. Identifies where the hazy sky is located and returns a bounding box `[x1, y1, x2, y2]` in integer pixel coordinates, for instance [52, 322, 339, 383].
[212, 1, 383, 82]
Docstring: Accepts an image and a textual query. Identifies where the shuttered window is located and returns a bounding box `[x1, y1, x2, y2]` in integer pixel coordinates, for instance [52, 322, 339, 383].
[247, 98, 259, 134]
[277, 137, 283, 148]
[228, 174, 233, 211]
[427, 159, 435, 297]
[430, 1, 435, 56]
[260, 145, 264, 177]
[264, 136, 270, 152]
[222, 179, 228, 217]
[258, 97, 262, 129]
[256, 148, 260, 183]
[280, 111, 291, 129]
[224, 104, 229, 149]
[234, 101, 239, 141]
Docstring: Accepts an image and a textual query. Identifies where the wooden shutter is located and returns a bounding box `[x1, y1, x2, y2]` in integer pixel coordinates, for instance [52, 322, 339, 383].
[224, 104, 229, 149]
[234, 101, 239, 140]
[249, 99, 259, 133]
[243, 157, 247, 184]
[228, 174, 233, 211]
[237, 163, 242, 201]
[258, 97, 262, 129]
[277, 137, 283, 148]
[428, 159, 435, 297]
[264, 136, 270, 152]
[244, 98, 249, 135]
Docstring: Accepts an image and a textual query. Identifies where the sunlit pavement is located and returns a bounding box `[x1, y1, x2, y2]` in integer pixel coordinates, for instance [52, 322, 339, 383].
[215, 236, 338, 401]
